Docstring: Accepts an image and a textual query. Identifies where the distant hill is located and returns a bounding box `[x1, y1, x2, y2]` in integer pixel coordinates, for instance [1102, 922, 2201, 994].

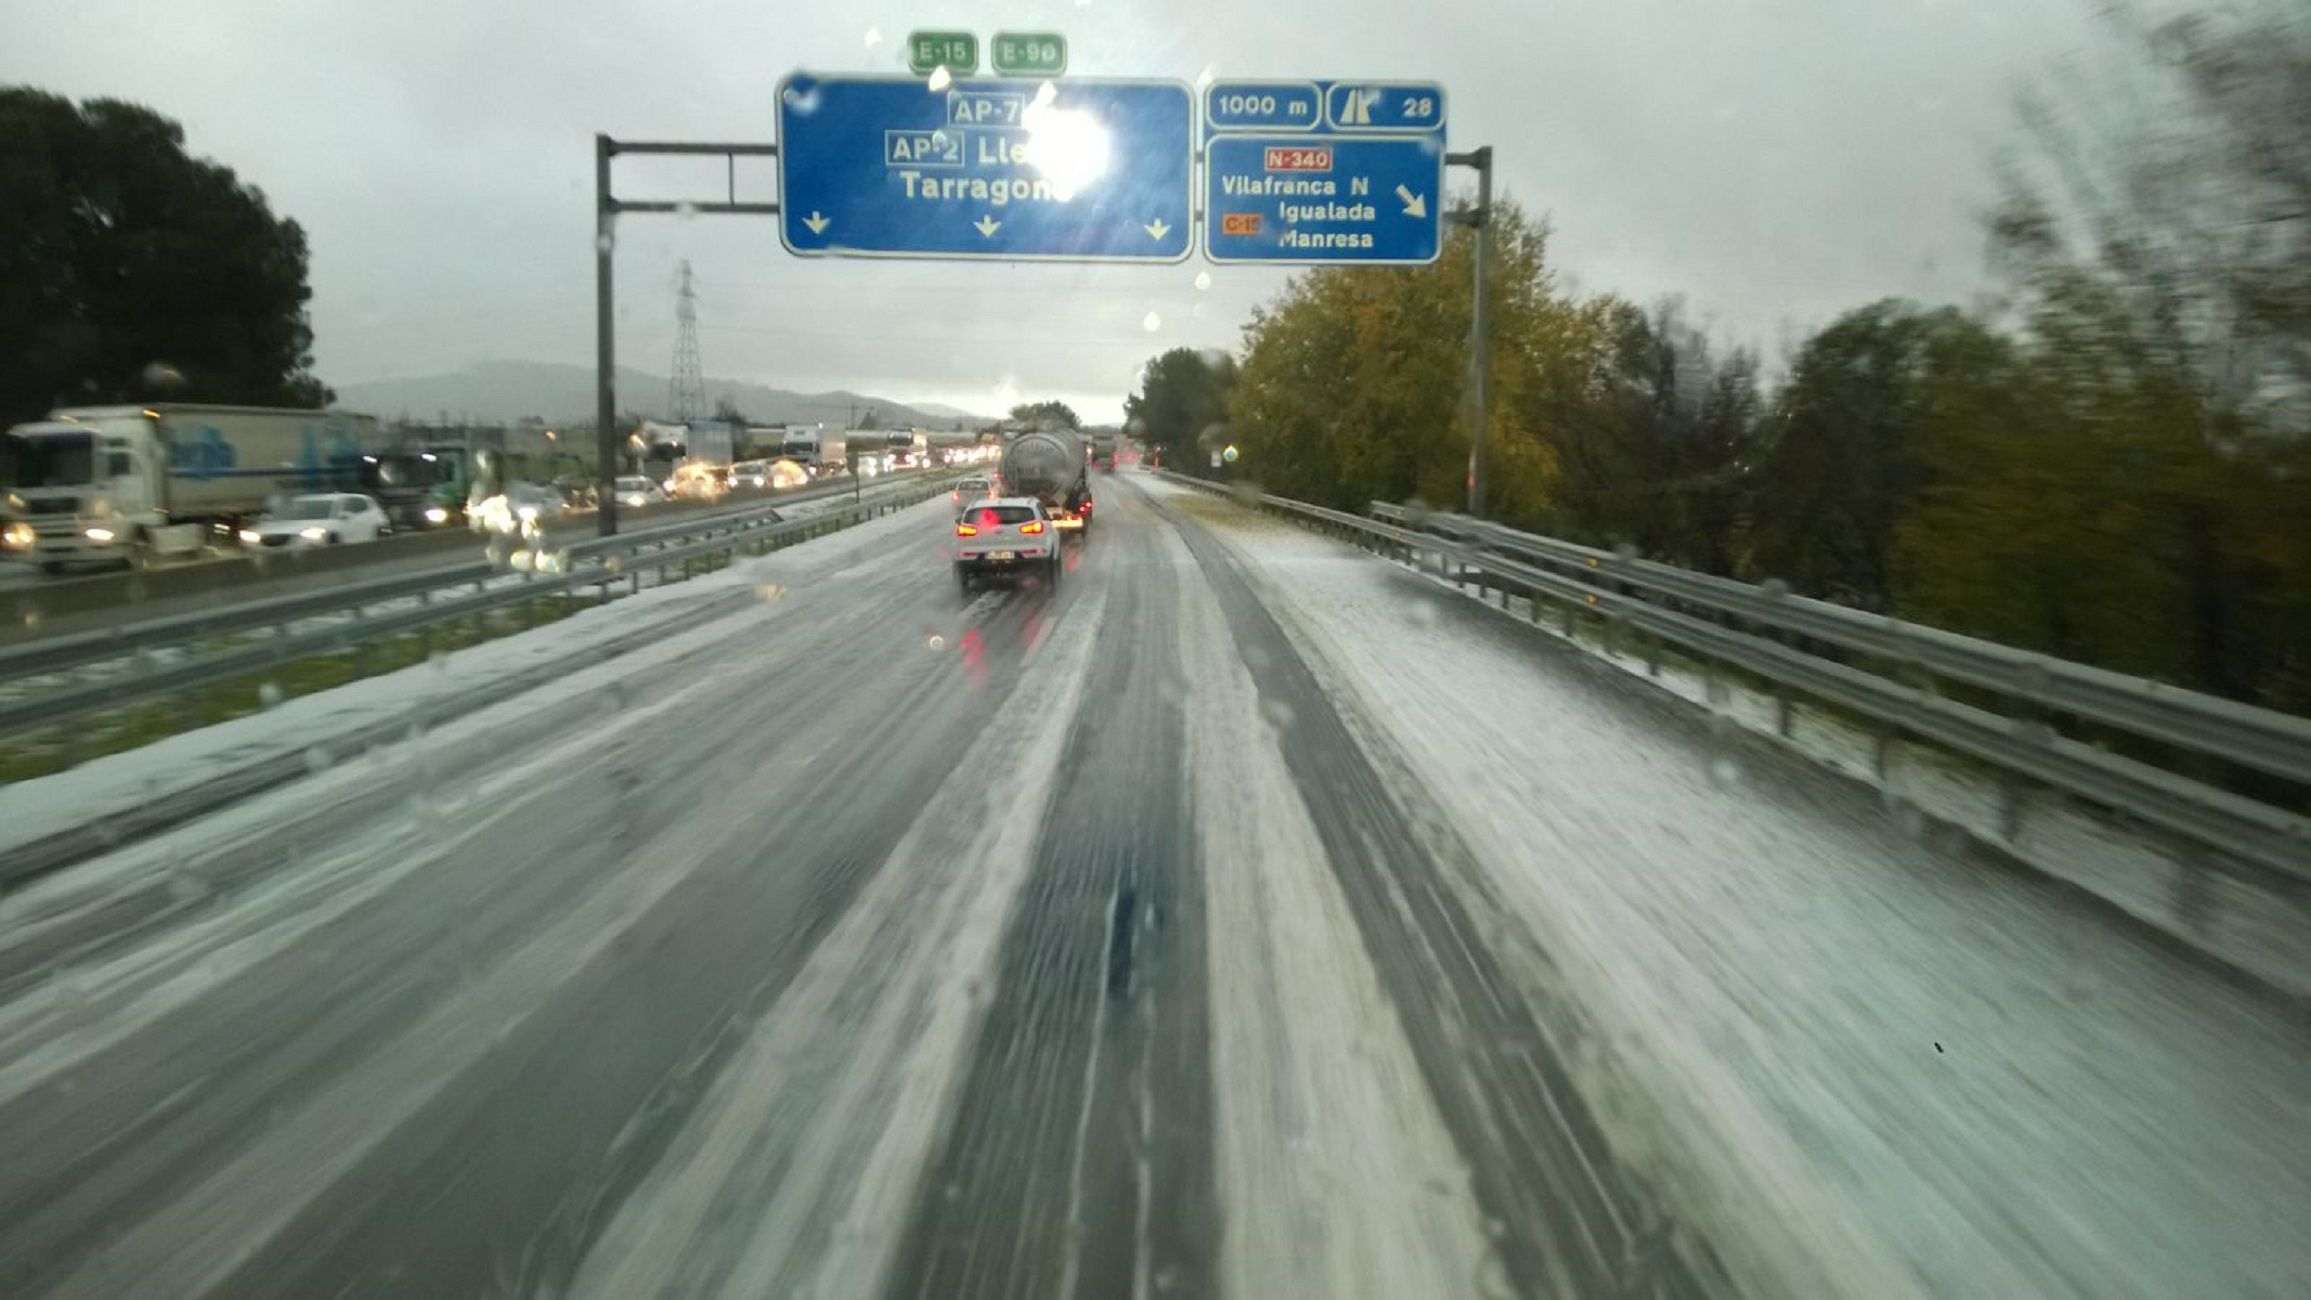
[333, 361, 992, 429]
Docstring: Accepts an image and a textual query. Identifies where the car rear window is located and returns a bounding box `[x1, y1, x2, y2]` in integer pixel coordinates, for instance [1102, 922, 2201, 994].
[968, 506, 1037, 528]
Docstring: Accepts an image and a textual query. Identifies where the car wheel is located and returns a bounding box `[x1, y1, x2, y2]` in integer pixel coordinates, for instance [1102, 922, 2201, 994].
[1047, 555, 1062, 588]
[956, 567, 973, 597]
[327, 532, 341, 545]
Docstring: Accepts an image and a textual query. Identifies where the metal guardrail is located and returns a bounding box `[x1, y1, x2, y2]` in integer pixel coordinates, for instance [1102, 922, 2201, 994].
[0, 470, 935, 677]
[0, 473, 958, 745]
[1158, 472, 2311, 882]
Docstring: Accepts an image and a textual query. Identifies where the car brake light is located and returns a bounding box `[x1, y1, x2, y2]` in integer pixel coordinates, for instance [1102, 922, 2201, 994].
[955, 523, 979, 537]
[1019, 520, 1045, 534]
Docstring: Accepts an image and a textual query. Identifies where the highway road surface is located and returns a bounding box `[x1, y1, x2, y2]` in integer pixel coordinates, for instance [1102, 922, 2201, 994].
[0, 475, 2304, 1297]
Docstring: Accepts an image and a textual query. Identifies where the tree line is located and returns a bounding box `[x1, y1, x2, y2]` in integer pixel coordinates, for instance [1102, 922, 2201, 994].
[1129, 2, 2309, 715]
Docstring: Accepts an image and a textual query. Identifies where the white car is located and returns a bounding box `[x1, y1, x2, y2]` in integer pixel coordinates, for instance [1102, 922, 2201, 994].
[614, 475, 670, 508]
[954, 497, 1060, 594]
[729, 460, 772, 490]
[951, 475, 993, 508]
[238, 493, 391, 549]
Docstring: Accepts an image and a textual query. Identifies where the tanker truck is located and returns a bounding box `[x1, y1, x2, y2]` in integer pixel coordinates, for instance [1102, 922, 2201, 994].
[998, 428, 1092, 532]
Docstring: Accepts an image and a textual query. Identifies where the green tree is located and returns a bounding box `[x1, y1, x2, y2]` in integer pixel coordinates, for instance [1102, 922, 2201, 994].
[1539, 299, 1762, 572]
[1124, 347, 1235, 475]
[1008, 400, 1080, 430]
[1894, 0, 2311, 709]
[0, 87, 330, 424]
[1748, 301, 1998, 606]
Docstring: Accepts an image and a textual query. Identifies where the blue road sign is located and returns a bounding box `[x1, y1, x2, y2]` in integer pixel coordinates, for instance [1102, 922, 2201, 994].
[1202, 79, 1446, 265]
[779, 73, 1193, 262]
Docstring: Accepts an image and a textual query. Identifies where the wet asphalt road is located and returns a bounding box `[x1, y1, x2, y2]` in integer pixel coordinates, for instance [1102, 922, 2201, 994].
[11, 473, 2288, 1296]
[0, 475, 1722, 1297]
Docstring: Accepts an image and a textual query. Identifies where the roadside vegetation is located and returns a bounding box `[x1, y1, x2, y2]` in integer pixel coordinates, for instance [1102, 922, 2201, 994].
[1131, 1, 2310, 715]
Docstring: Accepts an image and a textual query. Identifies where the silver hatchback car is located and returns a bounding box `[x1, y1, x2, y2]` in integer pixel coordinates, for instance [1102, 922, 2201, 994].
[954, 497, 1060, 594]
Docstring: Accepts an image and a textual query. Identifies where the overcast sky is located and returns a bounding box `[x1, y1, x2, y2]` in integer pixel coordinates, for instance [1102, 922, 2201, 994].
[5, 1, 2110, 421]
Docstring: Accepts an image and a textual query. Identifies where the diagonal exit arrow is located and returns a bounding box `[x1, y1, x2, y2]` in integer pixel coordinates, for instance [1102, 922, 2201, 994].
[1143, 218, 1171, 240]
[1395, 185, 1427, 219]
[973, 213, 1002, 237]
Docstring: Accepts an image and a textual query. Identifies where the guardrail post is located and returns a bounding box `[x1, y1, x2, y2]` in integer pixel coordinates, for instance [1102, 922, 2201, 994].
[1775, 689, 1794, 738]
[1994, 774, 2027, 841]
[1872, 731, 1897, 783]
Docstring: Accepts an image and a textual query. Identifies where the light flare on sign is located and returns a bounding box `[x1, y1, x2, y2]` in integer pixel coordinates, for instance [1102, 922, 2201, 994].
[1020, 84, 1110, 202]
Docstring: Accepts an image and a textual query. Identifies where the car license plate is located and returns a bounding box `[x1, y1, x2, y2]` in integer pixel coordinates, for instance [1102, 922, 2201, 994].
[988, 550, 1015, 561]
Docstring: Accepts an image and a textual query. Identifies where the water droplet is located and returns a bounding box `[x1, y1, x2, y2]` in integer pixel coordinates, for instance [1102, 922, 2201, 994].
[927, 634, 946, 651]
[755, 582, 785, 602]
[604, 554, 624, 575]
[1484, 1217, 1507, 1240]
[1142, 310, 1162, 333]
[1613, 541, 1638, 563]
[1259, 697, 1295, 730]
[1709, 756, 1743, 789]
[2014, 719, 2056, 746]
[674, 200, 698, 221]
[861, 26, 882, 48]
[168, 871, 206, 903]
[926, 65, 953, 92]
[1193, 270, 1212, 291]
[258, 681, 284, 709]
[23, 605, 44, 630]
[1194, 64, 1217, 90]
[1408, 599, 1439, 628]
[429, 650, 450, 674]
[1760, 577, 1790, 599]
[594, 229, 615, 255]
[304, 746, 332, 775]
[140, 360, 186, 389]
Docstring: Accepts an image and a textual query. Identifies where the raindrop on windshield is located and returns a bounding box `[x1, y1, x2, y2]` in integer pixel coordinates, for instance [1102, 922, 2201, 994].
[1709, 756, 1743, 789]
[1613, 541, 1638, 563]
[1193, 270, 1212, 291]
[1760, 577, 1790, 600]
[20, 603, 41, 631]
[604, 554, 624, 576]
[1142, 311, 1162, 333]
[429, 649, 450, 674]
[861, 26, 882, 48]
[927, 633, 946, 651]
[257, 681, 284, 709]
[1259, 697, 1295, 731]
[1407, 598, 1439, 628]
[594, 229, 615, 255]
[304, 746, 332, 776]
[926, 66, 953, 92]
[140, 360, 186, 390]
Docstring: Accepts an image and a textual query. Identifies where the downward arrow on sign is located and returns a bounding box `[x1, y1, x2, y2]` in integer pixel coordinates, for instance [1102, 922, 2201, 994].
[1143, 219, 1171, 240]
[974, 214, 1002, 237]
[802, 211, 830, 234]
[1395, 185, 1428, 219]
